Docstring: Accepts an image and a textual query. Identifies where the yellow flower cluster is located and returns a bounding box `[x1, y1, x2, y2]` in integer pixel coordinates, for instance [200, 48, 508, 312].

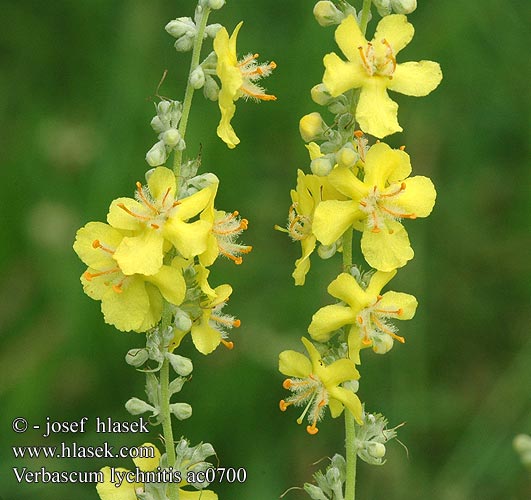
[74, 166, 250, 354]
[278, 9, 441, 435]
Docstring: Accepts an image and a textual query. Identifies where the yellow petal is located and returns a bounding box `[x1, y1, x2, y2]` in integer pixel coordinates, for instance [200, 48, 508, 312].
[101, 277, 149, 332]
[328, 166, 367, 200]
[145, 265, 186, 306]
[107, 197, 148, 231]
[292, 235, 316, 286]
[335, 15, 367, 61]
[113, 230, 164, 276]
[147, 167, 176, 203]
[329, 386, 363, 424]
[389, 61, 442, 97]
[365, 270, 397, 297]
[328, 398, 344, 418]
[306, 142, 323, 161]
[199, 234, 220, 267]
[96, 467, 139, 500]
[278, 350, 312, 378]
[191, 317, 221, 355]
[308, 304, 357, 342]
[356, 79, 401, 138]
[176, 183, 218, 221]
[347, 325, 363, 364]
[211, 284, 233, 307]
[361, 219, 413, 271]
[180, 489, 218, 500]
[398, 176, 436, 218]
[136, 283, 163, 333]
[323, 53, 366, 97]
[164, 219, 211, 259]
[373, 14, 414, 55]
[364, 143, 411, 188]
[379, 291, 418, 320]
[73, 222, 124, 270]
[81, 270, 108, 300]
[132, 443, 161, 471]
[321, 359, 360, 387]
[328, 273, 368, 309]
[313, 200, 361, 246]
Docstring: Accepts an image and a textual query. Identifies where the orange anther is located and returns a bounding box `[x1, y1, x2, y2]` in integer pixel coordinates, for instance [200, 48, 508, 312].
[151, 223, 160, 229]
[221, 339, 234, 350]
[356, 316, 363, 324]
[306, 425, 319, 435]
[282, 379, 292, 390]
[354, 130, 364, 138]
[112, 285, 123, 294]
[397, 308, 403, 316]
[92, 239, 100, 249]
[279, 400, 289, 412]
[233, 319, 241, 328]
[399, 145, 406, 151]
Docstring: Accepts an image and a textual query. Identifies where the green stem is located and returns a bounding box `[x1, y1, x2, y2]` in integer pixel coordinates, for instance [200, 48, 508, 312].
[360, 0, 372, 35]
[342, 227, 357, 500]
[160, 303, 179, 499]
[173, 5, 211, 177]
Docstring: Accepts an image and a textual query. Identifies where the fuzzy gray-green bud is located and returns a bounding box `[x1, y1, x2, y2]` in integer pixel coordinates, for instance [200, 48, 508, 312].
[318, 243, 337, 259]
[165, 17, 196, 38]
[207, 0, 225, 9]
[203, 75, 220, 101]
[168, 377, 186, 395]
[391, 0, 417, 14]
[304, 483, 328, 500]
[174, 34, 195, 52]
[162, 128, 181, 148]
[373, 0, 392, 16]
[125, 348, 149, 367]
[166, 353, 193, 376]
[205, 23, 222, 38]
[146, 140, 167, 167]
[125, 397, 155, 415]
[310, 157, 333, 177]
[313, 1, 344, 27]
[189, 66, 205, 89]
[170, 402, 192, 420]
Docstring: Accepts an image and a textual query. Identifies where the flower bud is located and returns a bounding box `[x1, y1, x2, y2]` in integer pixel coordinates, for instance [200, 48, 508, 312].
[310, 83, 332, 106]
[125, 348, 149, 367]
[125, 397, 155, 415]
[189, 65, 205, 89]
[368, 442, 386, 459]
[150, 115, 166, 133]
[391, 0, 417, 14]
[165, 17, 196, 38]
[203, 75, 220, 101]
[336, 146, 358, 168]
[310, 157, 333, 176]
[343, 379, 359, 393]
[199, 443, 216, 459]
[166, 353, 193, 376]
[157, 100, 172, 117]
[146, 140, 167, 167]
[373, 0, 392, 16]
[372, 334, 394, 354]
[174, 309, 192, 332]
[168, 377, 186, 395]
[174, 33, 195, 52]
[207, 0, 225, 10]
[299, 112, 326, 142]
[318, 243, 337, 259]
[303, 483, 328, 500]
[313, 1, 344, 27]
[205, 23, 223, 38]
[162, 128, 181, 148]
[170, 402, 192, 420]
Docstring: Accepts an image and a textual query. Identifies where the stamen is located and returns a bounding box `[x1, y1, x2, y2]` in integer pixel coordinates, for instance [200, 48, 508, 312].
[371, 315, 406, 343]
[380, 205, 417, 219]
[211, 314, 241, 328]
[151, 223, 160, 229]
[135, 182, 158, 213]
[357, 45, 373, 75]
[380, 182, 406, 198]
[220, 339, 234, 350]
[306, 423, 319, 435]
[296, 394, 316, 425]
[399, 145, 406, 151]
[92, 240, 114, 254]
[118, 203, 151, 221]
[381, 39, 397, 73]
[283, 379, 292, 389]
[238, 53, 259, 66]
[279, 400, 290, 412]
[83, 268, 120, 281]
[161, 186, 172, 206]
[240, 86, 277, 101]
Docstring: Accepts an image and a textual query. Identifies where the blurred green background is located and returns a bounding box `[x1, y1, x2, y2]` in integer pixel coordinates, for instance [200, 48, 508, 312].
[1, 0, 530, 498]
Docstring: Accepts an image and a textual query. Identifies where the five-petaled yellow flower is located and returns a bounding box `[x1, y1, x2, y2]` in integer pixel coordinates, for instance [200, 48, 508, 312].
[279, 337, 363, 434]
[313, 142, 436, 271]
[107, 167, 218, 276]
[96, 443, 218, 500]
[214, 22, 277, 148]
[308, 270, 417, 355]
[73, 222, 185, 332]
[323, 14, 442, 138]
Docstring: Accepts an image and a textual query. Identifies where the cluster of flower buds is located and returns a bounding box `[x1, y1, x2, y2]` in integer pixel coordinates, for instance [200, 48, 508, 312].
[146, 100, 185, 166]
[304, 454, 347, 500]
[372, 0, 417, 16]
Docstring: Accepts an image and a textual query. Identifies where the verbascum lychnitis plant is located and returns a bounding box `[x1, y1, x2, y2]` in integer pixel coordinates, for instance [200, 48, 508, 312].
[276, 1, 441, 498]
[73, 0, 275, 498]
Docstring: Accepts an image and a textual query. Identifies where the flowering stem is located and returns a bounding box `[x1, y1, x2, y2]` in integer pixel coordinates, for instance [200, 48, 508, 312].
[160, 303, 179, 499]
[360, 0, 372, 35]
[173, 4, 211, 177]
[342, 227, 357, 500]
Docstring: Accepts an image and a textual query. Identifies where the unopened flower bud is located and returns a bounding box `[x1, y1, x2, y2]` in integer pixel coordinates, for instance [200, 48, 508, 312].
[372, 334, 394, 354]
[150, 115, 166, 133]
[343, 379, 359, 393]
[125, 348, 149, 367]
[336, 146, 358, 168]
[318, 243, 337, 259]
[304, 483, 328, 500]
[174, 34, 195, 52]
[205, 23, 222, 38]
[166, 353, 193, 376]
[313, 1, 344, 27]
[146, 140, 167, 167]
[203, 75, 220, 101]
[391, 0, 417, 14]
[174, 309, 192, 332]
[165, 17, 196, 38]
[207, 0, 225, 10]
[168, 377, 186, 395]
[310, 83, 332, 106]
[368, 442, 386, 459]
[300, 112, 326, 142]
[189, 65, 205, 89]
[373, 0, 392, 16]
[125, 397, 155, 415]
[162, 128, 181, 148]
[170, 402, 192, 420]
[310, 157, 333, 176]
[157, 100, 172, 117]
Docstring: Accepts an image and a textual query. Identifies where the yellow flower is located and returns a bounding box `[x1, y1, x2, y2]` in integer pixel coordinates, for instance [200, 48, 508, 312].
[214, 22, 277, 148]
[73, 222, 185, 332]
[96, 443, 218, 500]
[308, 270, 417, 355]
[107, 167, 218, 276]
[170, 264, 239, 355]
[313, 142, 436, 271]
[323, 14, 442, 138]
[279, 337, 363, 434]
[282, 169, 345, 286]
